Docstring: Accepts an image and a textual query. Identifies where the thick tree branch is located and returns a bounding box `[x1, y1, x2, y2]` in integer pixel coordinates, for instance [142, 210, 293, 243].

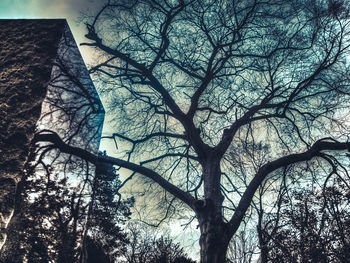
[215, 40, 346, 158]
[33, 131, 196, 208]
[228, 138, 350, 234]
[102, 132, 188, 145]
[83, 31, 185, 119]
[83, 27, 212, 160]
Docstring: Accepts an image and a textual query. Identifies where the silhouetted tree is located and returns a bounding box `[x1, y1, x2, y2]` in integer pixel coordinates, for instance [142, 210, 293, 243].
[262, 177, 350, 262]
[36, 0, 350, 261]
[0, 157, 133, 263]
[82, 159, 133, 262]
[226, 229, 258, 263]
[86, 236, 112, 263]
[121, 221, 196, 263]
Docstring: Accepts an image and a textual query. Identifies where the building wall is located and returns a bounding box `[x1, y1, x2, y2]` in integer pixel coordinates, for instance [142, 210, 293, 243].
[0, 19, 65, 250]
[38, 22, 104, 152]
[0, 19, 104, 257]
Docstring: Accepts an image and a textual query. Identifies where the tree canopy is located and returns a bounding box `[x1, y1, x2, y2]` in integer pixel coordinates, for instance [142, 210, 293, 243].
[36, 0, 350, 262]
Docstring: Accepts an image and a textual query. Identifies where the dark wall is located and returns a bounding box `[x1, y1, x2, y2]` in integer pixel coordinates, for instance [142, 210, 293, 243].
[0, 19, 65, 251]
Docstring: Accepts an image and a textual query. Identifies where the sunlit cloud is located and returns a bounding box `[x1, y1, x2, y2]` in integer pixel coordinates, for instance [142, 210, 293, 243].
[0, 0, 100, 18]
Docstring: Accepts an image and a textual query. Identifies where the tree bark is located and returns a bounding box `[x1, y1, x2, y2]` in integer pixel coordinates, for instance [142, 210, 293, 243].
[195, 156, 233, 263]
[258, 236, 268, 263]
[257, 212, 268, 263]
[197, 210, 232, 263]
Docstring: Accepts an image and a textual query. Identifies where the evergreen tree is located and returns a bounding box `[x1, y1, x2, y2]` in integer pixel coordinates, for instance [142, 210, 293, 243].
[1, 154, 133, 263]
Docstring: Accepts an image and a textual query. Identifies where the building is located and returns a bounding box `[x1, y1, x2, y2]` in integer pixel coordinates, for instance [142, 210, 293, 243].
[0, 19, 104, 260]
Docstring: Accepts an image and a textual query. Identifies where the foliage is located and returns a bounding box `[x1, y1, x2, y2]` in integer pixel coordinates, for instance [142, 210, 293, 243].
[87, 161, 134, 262]
[0, 159, 132, 263]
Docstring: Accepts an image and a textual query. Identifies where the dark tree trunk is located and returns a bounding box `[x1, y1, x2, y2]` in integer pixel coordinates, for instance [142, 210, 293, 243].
[257, 216, 268, 263]
[195, 156, 233, 263]
[197, 211, 232, 263]
[259, 245, 268, 263]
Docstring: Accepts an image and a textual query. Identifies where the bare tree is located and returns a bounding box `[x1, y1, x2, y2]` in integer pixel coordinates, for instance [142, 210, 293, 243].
[120, 221, 196, 263]
[226, 228, 258, 263]
[35, 0, 350, 262]
[262, 177, 350, 263]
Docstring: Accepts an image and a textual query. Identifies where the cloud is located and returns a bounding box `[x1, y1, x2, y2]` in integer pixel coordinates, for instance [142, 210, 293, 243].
[0, 0, 33, 17]
[0, 0, 102, 19]
[27, 0, 98, 18]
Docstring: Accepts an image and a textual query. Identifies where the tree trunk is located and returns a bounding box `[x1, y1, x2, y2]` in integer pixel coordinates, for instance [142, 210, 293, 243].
[195, 156, 233, 263]
[257, 215, 268, 263]
[198, 215, 231, 263]
[195, 196, 232, 263]
[259, 245, 268, 263]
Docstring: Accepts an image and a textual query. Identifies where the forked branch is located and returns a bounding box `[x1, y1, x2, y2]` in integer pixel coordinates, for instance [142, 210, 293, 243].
[33, 130, 196, 208]
[229, 138, 350, 234]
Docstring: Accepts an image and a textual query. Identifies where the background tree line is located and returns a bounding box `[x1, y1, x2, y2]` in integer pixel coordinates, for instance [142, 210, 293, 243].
[0, 153, 196, 263]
